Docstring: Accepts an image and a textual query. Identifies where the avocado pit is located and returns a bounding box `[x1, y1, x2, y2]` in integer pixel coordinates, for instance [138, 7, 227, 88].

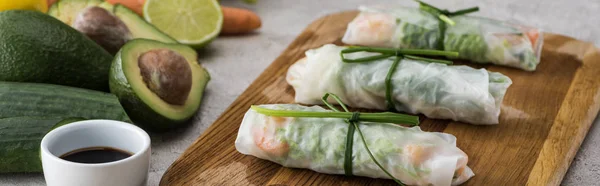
[73, 6, 131, 54]
[138, 49, 192, 105]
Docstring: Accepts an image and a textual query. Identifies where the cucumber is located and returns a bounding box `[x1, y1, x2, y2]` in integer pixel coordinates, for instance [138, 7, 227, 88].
[0, 81, 129, 121]
[0, 82, 130, 172]
[0, 117, 84, 173]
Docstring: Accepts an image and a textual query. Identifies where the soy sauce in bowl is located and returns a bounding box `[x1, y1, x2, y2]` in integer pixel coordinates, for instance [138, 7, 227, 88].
[60, 146, 132, 164]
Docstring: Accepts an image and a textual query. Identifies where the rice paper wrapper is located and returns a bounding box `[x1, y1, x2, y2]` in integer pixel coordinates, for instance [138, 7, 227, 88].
[342, 5, 543, 71]
[235, 104, 474, 186]
[287, 44, 512, 125]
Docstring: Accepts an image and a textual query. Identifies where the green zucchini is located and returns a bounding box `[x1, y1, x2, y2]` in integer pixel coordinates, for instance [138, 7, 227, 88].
[0, 81, 129, 121]
[0, 117, 84, 173]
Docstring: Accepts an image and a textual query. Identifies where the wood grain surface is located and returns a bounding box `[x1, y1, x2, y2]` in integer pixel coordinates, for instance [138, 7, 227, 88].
[160, 11, 600, 185]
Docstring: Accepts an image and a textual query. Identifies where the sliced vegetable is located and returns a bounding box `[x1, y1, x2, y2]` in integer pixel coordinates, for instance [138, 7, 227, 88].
[48, 0, 177, 54]
[143, 0, 222, 48]
[113, 4, 177, 44]
[72, 6, 131, 54]
[48, 0, 104, 25]
[106, 0, 144, 15]
[110, 39, 209, 130]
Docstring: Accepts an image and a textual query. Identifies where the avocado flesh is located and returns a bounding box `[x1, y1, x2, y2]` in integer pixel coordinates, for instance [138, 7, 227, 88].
[48, 0, 103, 25]
[110, 39, 209, 130]
[113, 4, 177, 44]
[48, 0, 177, 53]
[97, 1, 114, 10]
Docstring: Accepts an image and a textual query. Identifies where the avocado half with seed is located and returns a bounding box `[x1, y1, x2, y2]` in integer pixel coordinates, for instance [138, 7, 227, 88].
[49, 0, 177, 54]
[110, 39, 209, 130]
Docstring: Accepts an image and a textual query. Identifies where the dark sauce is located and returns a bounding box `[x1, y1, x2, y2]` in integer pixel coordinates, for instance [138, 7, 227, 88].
[60, 146, 132, 164]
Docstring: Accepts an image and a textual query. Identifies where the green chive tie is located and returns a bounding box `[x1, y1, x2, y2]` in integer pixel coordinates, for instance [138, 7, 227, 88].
[321, 93, 407, 185]
[414, 0, 479, 50]
[340, 47, 457, 111]
[349, 112, 361, 123]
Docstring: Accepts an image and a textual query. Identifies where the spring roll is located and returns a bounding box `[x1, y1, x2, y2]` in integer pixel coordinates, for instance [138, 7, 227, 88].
[235, 104, 474, 186]
[342, 6, 543, 71]
[287, 44, 512, 125]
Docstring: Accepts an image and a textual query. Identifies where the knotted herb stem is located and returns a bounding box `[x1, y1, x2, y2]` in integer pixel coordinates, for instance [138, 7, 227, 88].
[340, 46, 456, 111]
[385, 56, 402, 111]
[321, 93, 408, 186]
[321, 93, 356, 176]
[414, 0, 480, 49]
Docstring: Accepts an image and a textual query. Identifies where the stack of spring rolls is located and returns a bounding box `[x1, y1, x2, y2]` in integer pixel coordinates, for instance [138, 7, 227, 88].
[236, 2, 542, 185]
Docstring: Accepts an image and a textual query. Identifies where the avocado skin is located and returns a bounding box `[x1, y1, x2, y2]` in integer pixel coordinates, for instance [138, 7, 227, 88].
[0, 10, 113, 91]
[109, 39, 209, 131]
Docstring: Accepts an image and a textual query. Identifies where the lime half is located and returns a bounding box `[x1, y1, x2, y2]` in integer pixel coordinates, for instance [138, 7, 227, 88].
[143, 0, 223, 48]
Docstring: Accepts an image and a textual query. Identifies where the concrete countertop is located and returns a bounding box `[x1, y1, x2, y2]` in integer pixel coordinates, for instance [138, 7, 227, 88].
[1, 0, 599, 185]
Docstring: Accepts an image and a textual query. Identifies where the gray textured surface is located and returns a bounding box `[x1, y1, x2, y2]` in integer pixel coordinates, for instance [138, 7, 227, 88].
[1, 0, 599, 185]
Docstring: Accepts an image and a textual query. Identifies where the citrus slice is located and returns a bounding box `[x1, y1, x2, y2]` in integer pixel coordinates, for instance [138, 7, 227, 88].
[143, 0, 222, 48]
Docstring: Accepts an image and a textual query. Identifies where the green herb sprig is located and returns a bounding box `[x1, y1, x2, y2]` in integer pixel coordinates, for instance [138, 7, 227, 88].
[340, 46, 457, 111]
[414, 0, 479, 50]
[250, 105, 419, 124]
[340, 46, 458, 64]
[415, 0, 479, 26]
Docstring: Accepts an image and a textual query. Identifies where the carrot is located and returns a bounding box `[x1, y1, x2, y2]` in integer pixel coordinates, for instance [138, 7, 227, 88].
[221, 6, 261, 35]
[105, 0, 144, 15]
[526, 30, 540, 47]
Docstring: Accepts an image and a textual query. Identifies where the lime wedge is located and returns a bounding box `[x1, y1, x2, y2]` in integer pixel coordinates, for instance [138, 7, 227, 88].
[143, 0, 222, 48]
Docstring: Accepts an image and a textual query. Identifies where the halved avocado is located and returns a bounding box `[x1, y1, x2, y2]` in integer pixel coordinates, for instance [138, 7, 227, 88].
[110, 39, 210, 130]
[48, 0, 104, 25]
[113, 4, 176, 44]
[48, 0, 177, 54]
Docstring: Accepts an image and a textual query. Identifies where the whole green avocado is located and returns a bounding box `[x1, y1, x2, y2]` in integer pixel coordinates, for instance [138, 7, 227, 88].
[0, 10, 113, 91]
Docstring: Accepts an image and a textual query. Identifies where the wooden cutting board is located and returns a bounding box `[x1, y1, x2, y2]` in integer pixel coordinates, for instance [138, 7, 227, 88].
[160, 11, 600, 186]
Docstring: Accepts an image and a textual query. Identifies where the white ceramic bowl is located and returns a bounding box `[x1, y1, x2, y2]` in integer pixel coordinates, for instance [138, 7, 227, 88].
[41, 120, 151, 186]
